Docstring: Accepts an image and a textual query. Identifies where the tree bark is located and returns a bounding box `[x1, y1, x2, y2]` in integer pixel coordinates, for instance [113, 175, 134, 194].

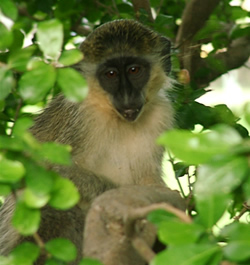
[131, 0, 154, 22]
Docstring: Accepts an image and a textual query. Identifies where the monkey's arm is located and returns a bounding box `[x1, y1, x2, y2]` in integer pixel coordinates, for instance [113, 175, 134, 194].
[54, 165, 117, 209]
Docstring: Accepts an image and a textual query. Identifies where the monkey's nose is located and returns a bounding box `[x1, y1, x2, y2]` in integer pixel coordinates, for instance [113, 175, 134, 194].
[121, 108, 141, 122]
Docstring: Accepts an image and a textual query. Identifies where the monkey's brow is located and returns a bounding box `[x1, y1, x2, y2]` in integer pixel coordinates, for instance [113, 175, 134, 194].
[103, 56, 150, 67]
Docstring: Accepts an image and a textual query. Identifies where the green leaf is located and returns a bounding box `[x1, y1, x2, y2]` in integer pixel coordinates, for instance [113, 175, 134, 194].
[12, 117, 34, 137]
[173, 162, 189, 178]
[37, 19, 63, 60]
[195, 156, 248, 228]
[0, 67, 14, 100]
[221, 223, 250, 261]
[18, 62, 56, 104]
[58, 49, 83, 66]
[0, 135, 24, 151]
[230, 25, 250, 40]
[244, 102, 250, 126]
[0, 0, 18, 21]
[10, 242, 40, 265]
[24, 161, 54, 195]
[0, 183, 11, 196]
[147, 209, 181, 226]
[152, 244, 222, 265]
[8, 45, 36, 72]
[0, 256, 12, 265]
[44, 259, 60, 265]
[213, 104, 237, 125]
[195, 192, 231, 229]
[194, 19, 223, 41]
[230, 6, 248, 20]
[8, 29, 24, 51]
[49, 176, 80, 210]
[38, 142, 71, 165]
[158, 221, 204, 245]
[57, 68, 88, 102]
[158, 125, 242, 165]
[12, 201, 41, 235]
[0, 23, 13, 50]
[0, 158, 25, 183]
[79, 258, 104, 265]
[45, 238, 77, 262]
[24, 188, 50, 208]
[244, 174, 250, 201]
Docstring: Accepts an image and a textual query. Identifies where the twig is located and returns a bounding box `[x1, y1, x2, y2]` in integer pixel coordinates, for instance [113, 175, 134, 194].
[234, 202, 250, 221]
[9, 99, 23, 136]
[167, 150, 186, 198]
[33, 233, 45, 249]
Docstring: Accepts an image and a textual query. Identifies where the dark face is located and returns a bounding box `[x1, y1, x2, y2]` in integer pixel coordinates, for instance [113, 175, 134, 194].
[97, 56, 151, 122]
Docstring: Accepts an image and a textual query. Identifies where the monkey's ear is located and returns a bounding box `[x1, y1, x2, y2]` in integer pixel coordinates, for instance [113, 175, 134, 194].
[160, 36, 171, 75]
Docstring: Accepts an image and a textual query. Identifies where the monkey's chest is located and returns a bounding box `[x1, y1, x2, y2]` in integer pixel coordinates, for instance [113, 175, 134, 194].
[76, 132, 162, 185]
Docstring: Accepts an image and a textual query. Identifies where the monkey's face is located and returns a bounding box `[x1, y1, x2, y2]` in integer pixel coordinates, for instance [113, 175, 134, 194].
[80, 20, 172, 122]
[96, 56, 151, 122]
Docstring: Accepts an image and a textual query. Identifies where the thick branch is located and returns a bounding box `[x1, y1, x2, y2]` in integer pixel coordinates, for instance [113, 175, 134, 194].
[176, 0, 221, 45]
[131, 0, 154, 22]
[196, 36, 250, 88]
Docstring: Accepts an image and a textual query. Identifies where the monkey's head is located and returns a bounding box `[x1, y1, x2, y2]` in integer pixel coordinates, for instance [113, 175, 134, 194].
[80, 19, 171, 122]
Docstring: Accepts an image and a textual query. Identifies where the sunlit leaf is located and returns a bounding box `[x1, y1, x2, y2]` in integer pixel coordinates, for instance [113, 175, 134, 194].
[10, 242, 40, 265]
[45, 238, 77, 262]
[49, 177, 80, 210]
[24, 188, 50, 208]
[0, 183, 11, 196]
[158, 221, 204, 245]
[0, 0, 18, 20]
[24, 161, 54, 195]
[12, 201, 40, 235]
[38, 142, 71, 165]
[0, 158, 25, 183]
[195, 156, 248, 228]
[58, 49, 83, 66]
[8, 45, 36, 72]
[152, 244, 222, 265]
[57, 68, 88, 102]
[0, 23, 13, 50]
[221, 223, 250, 261]
[158, 125, 242, 165]
[37, 19, 63, 60]
[0, 67, 14, 100]
[18, 62, 56, 103]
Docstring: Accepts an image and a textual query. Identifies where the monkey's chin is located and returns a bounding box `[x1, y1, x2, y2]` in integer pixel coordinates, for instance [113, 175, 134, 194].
[116, 108, 143, 123]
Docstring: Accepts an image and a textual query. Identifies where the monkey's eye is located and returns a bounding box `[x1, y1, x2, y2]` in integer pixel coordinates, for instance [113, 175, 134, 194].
[128, 66, 140, 75]
[105, 70, 118, 78]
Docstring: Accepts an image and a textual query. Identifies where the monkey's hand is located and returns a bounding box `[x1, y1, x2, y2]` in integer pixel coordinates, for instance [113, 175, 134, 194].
[83, 185, 186, 265]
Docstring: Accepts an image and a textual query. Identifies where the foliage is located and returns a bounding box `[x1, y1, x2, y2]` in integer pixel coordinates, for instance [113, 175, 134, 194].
[0, 0, 249, 264]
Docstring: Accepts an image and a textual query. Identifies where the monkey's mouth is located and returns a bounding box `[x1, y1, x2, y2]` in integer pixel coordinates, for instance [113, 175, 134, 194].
[116, 106, 143, 122]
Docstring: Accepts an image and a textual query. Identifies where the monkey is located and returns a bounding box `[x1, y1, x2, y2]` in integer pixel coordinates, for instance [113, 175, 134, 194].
[0, 19, 185, 264]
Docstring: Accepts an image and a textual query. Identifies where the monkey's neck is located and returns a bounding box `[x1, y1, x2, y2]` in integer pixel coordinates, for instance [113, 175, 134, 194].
[74, 91, 173, 185]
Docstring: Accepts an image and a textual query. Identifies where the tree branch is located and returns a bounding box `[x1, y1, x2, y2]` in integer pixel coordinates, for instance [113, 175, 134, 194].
[196, 35, 250, 88]
[175, 0, 220, 76]
[131, 0, 154, 22]
[176, 0, 221, 46]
